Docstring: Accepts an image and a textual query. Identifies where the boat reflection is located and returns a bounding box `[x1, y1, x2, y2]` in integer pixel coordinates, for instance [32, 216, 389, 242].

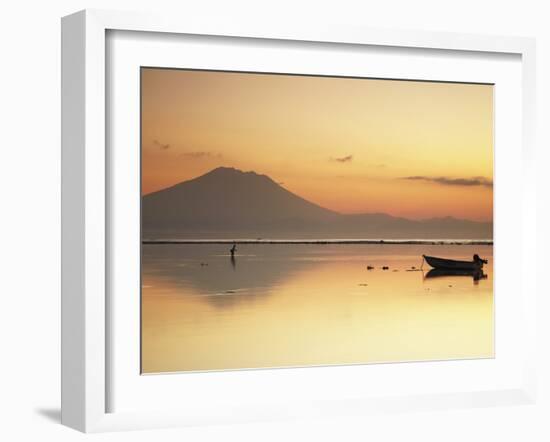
[424, 268, 487, 283]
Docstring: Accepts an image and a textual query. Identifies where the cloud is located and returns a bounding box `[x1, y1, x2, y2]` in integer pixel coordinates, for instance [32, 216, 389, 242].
[181, 151, 214, 159]
[153, 139, 170, 150]
[151, 139, 222, 159]
[402, 176, 493, 187]
[331, 155, 353, 163]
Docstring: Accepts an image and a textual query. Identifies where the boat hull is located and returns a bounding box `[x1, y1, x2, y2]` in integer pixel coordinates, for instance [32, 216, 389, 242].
[423, 255, 483, 270]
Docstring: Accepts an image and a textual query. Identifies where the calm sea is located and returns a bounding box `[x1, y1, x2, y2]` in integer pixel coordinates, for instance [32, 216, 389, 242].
[141, 243, 493, 373]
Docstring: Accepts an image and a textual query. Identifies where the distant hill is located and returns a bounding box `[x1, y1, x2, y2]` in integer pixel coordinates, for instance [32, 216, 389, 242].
[142, 167, 493, 239]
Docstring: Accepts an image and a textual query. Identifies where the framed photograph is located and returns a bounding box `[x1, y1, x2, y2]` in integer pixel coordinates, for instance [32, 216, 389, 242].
[61, 9, 538, 432]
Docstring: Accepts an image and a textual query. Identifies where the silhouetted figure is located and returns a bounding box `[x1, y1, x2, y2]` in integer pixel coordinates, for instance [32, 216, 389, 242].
[230, 243, 237, 258]
[473, 254, 488, 265]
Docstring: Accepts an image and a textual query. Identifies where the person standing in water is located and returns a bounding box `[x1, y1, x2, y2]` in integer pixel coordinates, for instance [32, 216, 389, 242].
[230, 243, 237, 270]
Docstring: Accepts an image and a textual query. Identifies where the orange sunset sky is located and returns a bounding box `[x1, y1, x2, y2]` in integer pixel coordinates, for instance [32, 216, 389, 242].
[141, 68, 493, 222]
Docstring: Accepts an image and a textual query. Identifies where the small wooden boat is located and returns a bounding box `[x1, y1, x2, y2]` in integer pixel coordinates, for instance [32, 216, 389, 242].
[423, 254, 487, 270]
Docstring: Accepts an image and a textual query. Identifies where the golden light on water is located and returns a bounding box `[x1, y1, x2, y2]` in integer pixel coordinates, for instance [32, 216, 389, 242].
[141, 244, 493, 373]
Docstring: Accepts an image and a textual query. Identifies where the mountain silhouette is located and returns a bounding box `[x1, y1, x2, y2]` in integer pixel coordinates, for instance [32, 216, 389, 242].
[142, 167, 492, 239]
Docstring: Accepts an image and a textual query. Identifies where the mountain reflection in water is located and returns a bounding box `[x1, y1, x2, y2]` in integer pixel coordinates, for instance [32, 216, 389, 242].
[141, 243, 494, 373]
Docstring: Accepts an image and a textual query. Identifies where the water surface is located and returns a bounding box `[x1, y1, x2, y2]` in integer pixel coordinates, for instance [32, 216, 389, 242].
[142, 244, 493, 373]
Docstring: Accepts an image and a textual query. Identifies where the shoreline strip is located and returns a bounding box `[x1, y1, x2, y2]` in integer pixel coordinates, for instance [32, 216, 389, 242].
[142, 239, 493, 246]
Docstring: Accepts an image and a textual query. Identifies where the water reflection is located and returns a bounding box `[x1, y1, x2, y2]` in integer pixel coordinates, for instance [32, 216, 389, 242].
[424, 268, 488, 283]
[142, 244, 322, 308]
[142, 244, 494, 373]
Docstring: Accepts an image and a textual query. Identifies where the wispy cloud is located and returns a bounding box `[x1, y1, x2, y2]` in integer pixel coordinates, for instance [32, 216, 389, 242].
[402, 176, 493, 187]
[153, 139, 170, 150]
[152, 139, 223, 159]
[182, 151, 215, 159]
[331, 155, 353, 163]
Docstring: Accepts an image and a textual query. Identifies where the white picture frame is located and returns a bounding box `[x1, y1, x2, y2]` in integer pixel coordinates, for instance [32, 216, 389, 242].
[61, 9, 538, 433]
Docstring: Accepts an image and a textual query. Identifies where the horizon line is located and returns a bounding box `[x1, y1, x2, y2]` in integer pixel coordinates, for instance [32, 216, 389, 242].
[142, 239, 494, 246]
